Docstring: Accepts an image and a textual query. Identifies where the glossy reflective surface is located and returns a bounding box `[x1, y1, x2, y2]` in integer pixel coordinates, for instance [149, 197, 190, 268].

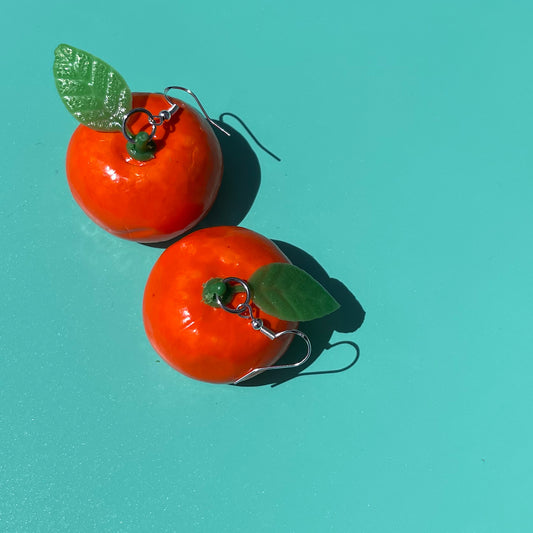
[143, 226, 297, 383]
[3, 1, 533, 531]
[66, 93, 223, 243]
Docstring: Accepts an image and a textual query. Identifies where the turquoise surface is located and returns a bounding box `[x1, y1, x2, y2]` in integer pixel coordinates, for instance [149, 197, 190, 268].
[2, 1, 533, 531]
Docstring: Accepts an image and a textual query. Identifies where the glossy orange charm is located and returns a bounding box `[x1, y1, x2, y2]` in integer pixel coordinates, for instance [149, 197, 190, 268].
[54, 44, 223, 243]
[66, 92, 223, 243]
[143, 226, 298, 384]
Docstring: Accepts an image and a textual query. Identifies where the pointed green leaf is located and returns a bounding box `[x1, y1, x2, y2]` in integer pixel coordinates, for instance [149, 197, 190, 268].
[53, 44, 132, 131]
[249, 263, 340, 321]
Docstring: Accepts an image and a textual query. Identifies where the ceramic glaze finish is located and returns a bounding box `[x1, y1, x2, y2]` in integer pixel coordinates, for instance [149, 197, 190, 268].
[4, 2, 533, 531]
[143, 226, 298, 383]
[66, 93, 223, 243]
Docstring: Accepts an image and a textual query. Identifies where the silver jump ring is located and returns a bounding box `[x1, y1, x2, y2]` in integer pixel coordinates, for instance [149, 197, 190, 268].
[215, 277, 251, 314]
[122, 108, 158, 143]
[211, 275, 314, 384]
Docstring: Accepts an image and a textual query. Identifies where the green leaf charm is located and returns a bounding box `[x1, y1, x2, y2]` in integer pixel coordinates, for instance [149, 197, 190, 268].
[249, 263, 340, 321]
[53, 44, 132, 131]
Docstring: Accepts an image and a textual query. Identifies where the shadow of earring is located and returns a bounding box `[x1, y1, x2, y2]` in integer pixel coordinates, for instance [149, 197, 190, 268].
[144, 119, 262, 248]
[237, 241, 365, 387]
[196, 120, 262, 229]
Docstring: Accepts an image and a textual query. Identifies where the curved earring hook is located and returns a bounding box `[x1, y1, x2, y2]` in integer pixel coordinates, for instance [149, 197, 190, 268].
[121, 86, 231, 143]
[163, 86, 230, 137]
[232, 327, 312, 384]
[214, 277, 313, 385]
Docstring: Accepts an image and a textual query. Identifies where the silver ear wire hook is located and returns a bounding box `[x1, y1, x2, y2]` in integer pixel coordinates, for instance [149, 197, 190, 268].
[215, 277, 312, 384]
[122, 86, 230, 143]
[163, 86, 231, 137]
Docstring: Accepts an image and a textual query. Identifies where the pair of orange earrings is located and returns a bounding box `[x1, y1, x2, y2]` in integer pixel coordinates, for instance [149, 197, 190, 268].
[54, 44, 340, 384]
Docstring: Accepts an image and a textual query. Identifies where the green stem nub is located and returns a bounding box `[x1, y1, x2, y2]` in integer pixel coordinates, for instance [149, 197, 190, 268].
[202, 278, 229, 308]
[126, 131, 156, 161]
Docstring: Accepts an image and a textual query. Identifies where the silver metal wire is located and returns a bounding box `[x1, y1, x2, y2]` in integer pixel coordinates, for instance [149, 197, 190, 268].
[121, 86, 230, 143]
[121, 108, 158, 143]
[215, 277, 252, 315]
[215, 278, 312, 384]
[164, 86, 230, 136]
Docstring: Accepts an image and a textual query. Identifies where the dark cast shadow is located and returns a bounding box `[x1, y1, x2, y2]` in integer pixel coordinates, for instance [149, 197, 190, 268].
[196, 118, 262, 229]
[219, 113, 281, 162]
[237, 241, 366, 387]
[145, 115, 264, 248]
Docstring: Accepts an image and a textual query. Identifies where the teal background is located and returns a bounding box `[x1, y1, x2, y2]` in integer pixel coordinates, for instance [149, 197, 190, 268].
[2, 1, 533, 531]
